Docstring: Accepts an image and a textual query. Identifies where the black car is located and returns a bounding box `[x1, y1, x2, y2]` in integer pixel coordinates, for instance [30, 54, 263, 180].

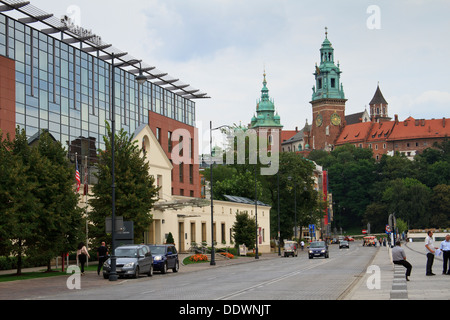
[147, 244, 179, 273]
[103, 244, 153, 279]
[308, 241, 329, 259]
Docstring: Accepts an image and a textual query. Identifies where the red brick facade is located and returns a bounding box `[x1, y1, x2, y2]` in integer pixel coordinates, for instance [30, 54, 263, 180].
[0, 55, 15, 139]
[310, 98, 346, 150]
[148, 111, 200, 198]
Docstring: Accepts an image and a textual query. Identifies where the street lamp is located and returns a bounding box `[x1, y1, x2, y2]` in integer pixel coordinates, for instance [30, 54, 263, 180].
[254, 165, 259, 259]
[277, 171, 281, 256]
[109, 54, 146, 281]
[288, 176, 298, 240]
[209, 121, 232, 266]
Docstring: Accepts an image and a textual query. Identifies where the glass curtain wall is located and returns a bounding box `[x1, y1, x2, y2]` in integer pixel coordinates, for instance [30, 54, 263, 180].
[0, 13, 196, 183]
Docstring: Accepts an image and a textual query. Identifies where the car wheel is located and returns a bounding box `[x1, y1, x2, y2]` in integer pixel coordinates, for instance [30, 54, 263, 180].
[148, 264, 153, 277]
[161, 262, 167, 274]
[173, 260, 179, 273]
[133, 266, 139, 279]
[309, 255, 313, 259]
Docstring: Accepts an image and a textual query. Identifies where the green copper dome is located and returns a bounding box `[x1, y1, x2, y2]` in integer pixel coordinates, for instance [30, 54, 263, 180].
[250, 72, 283, 129]
[311, 27, 345, 102]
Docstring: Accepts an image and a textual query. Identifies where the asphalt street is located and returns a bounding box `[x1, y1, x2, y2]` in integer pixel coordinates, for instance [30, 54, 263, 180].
[20, 241, 376, 300]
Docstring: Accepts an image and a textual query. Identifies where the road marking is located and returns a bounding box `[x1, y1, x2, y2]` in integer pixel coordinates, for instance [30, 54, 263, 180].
[216, 259, 330, 300]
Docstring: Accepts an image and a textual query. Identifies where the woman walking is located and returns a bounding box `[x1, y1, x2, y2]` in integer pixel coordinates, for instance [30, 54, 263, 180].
[77, 242, 90, 275]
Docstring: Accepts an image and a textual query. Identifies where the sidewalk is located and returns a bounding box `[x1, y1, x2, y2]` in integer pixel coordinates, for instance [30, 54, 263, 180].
[343, 241, 450, 300]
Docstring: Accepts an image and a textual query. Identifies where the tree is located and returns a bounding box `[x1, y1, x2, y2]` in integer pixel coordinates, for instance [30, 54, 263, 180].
[429, 184, 450, 228]
[382, 178, 431, 229]
[89, 123, 159, 244]
[311, 144, 376, 229]
[0, 128, 41, 274]
[0, 128, 83, 274]
[29, 130, 84, 271]
[232, 211, 256, 249]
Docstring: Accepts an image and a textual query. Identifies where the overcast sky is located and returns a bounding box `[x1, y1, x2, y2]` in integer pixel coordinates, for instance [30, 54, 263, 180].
[26, 0, 450, 133]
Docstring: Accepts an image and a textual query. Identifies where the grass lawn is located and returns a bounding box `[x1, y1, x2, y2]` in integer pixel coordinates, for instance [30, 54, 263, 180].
[0, 265, 98, 282]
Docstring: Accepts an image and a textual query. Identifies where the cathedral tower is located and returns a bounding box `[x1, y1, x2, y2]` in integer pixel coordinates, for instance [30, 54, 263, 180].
[310, 28, 347, 151]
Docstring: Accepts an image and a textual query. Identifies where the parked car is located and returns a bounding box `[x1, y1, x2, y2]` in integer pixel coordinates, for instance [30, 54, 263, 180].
[103, 244, 153, 279]
[147, 244, 179, 273]
[339, 240, 350, 249]
[308, 241, 329, 259]
[283, 241, 298, 257]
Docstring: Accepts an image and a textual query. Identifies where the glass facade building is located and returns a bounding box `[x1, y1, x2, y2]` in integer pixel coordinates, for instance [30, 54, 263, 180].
[0, 2, 205, 189]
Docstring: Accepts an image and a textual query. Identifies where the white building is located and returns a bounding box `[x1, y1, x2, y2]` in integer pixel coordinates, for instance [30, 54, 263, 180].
[133, 125, 272, 253]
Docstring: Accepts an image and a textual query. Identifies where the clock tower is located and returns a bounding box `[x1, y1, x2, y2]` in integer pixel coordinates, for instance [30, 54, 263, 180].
[310, 28, 347, 151]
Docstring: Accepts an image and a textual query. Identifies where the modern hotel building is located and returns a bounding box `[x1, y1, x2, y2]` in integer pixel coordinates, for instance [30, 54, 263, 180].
[0, 0, 208, 197]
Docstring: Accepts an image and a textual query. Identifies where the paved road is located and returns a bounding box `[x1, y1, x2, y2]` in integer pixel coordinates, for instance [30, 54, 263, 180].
[27, 241, 377, 300]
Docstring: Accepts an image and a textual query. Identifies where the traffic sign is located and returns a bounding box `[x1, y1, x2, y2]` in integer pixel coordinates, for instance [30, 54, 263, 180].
[362, 229, 367, 234]
[385, 224, 391, 233]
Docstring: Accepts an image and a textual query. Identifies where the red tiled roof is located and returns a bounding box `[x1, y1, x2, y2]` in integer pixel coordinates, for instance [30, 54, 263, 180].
[366, 121, 396, 142]
[335, 122, 372, 144]
[281, 130, 297, 142]
[387, 117, 450, 141]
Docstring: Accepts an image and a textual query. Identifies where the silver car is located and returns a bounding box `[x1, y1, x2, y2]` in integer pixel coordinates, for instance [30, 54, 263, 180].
[103, 244, 153, 279]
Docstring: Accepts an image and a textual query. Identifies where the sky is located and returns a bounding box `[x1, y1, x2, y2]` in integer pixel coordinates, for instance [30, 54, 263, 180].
[18, 0, 450, 133]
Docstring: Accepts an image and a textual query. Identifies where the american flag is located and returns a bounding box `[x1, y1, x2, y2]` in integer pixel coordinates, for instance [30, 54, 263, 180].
[75, 160, 81, 192]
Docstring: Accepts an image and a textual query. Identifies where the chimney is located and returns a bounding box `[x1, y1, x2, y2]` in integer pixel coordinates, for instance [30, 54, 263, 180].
[394, 114, 398, 124]
[444, 117, 446, 128]
[295, 126, 298, 132]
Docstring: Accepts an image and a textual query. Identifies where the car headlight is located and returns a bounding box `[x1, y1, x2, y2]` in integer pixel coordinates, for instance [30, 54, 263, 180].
[103, 261, 110, 267]
[309, 250, 313, 254]
[321, 250, 326, 253]
[124, 262, 135, 268]
[154, 255, 163, 261]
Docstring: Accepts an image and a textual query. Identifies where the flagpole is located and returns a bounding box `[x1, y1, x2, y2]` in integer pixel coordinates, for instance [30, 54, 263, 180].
[84, 156, 89, 268]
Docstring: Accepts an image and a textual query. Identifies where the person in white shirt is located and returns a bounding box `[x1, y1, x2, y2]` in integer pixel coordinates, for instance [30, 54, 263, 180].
[440, 234, 450, 275]
[425, 231, 438, 276]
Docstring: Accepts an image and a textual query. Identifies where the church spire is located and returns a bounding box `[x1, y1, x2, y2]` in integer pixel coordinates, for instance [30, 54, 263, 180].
[250, 71, 283, 129]
[311, 28, 345, 101]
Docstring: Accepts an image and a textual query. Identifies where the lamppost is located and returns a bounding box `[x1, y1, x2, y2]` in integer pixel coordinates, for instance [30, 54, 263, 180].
[288, 176, 298, 240]
[109, 54, 146, 281]
[254, 165, 259, 259]
[209, 121, 231, 266]
[277, 171, 281, 256]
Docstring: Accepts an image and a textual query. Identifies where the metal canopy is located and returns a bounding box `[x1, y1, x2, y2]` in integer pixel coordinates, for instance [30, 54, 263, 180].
[0, 0, 209, 100]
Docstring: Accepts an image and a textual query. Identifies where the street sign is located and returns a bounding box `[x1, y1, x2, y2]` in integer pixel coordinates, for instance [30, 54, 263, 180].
[362, 229, 367, 234]
[385, 224, 391, 234]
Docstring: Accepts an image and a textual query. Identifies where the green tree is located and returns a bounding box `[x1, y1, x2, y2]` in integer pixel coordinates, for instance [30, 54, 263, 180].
[29, 130, 84, 271]
[232, 211, 256, 249]
[429, 184, 450, 227]
[311, 144, 376, 229]
[89, 123, 159, 244]
[0, 128, 41, 274]
[382, 178, 431, 229]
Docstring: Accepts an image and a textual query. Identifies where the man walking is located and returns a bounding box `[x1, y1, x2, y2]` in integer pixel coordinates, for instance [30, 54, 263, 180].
[440, 234, 450, 275]
[425, 231, 438, 276]
[97, 241, 109, 276]
[391, 241, 412, 281]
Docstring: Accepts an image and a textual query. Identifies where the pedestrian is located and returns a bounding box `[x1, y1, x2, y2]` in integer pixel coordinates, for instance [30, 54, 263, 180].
[391, 241, 412, 281]
[300, 240, 304, 251]
[425, 231, 438, 276]
[439, 234, 450, 275]
[77, 242, 90, 275]
[97, 241, 109, 276]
